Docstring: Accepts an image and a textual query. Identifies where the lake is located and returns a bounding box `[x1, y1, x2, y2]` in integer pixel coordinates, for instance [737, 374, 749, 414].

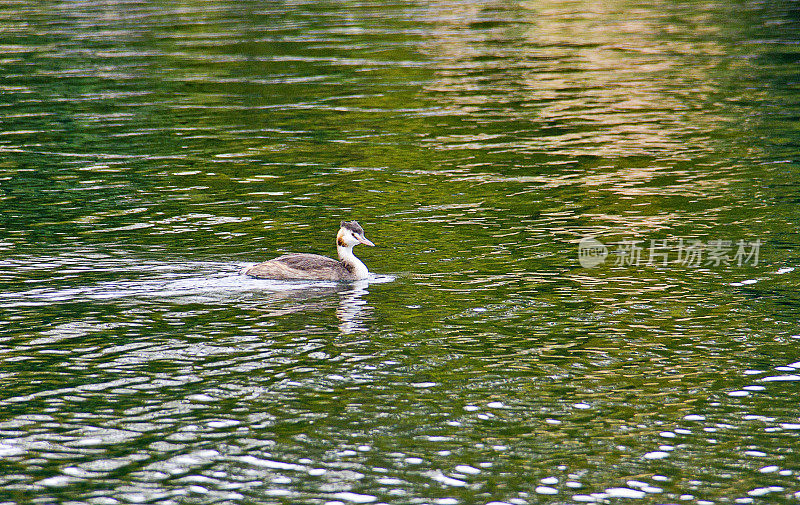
[1, 0, 799, 503]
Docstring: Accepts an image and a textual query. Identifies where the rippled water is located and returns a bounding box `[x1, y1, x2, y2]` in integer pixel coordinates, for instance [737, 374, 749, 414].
[2, 0, 800, 503]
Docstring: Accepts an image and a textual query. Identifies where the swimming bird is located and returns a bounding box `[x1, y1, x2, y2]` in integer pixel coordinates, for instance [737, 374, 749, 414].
[243, 221, 375, 281]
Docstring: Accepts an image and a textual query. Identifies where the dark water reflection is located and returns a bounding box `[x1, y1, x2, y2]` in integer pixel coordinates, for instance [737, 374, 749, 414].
[1, 0, 800, 503]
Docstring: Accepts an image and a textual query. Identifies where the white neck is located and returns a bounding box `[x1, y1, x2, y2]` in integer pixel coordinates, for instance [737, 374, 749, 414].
[337, 245, 369, 280]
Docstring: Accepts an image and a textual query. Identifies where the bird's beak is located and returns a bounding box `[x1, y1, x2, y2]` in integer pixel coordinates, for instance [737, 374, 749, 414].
[359, 236, 375, 246]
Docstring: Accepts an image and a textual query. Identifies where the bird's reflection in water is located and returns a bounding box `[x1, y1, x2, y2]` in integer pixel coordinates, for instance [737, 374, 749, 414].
[248, 278, 376, 334]
[336, 280, 371, 334]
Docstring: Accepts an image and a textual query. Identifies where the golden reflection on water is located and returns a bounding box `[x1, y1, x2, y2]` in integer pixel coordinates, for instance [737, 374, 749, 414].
[409, 0, 766, 257]
[419, 0, 746, 163]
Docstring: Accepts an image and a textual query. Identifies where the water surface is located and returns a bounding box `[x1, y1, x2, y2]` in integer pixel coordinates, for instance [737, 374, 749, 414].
[1, 0, 799, 504]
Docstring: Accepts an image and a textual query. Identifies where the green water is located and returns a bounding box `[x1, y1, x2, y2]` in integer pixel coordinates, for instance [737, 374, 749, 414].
[1, 0, 799, 504]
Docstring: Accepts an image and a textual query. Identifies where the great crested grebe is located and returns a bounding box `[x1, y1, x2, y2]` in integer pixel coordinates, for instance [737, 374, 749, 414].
[243, 220, 375, 281]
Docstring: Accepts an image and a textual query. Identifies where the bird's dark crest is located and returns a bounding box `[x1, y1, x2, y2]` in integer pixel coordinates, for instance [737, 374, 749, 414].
[340, 220, 364, 235]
